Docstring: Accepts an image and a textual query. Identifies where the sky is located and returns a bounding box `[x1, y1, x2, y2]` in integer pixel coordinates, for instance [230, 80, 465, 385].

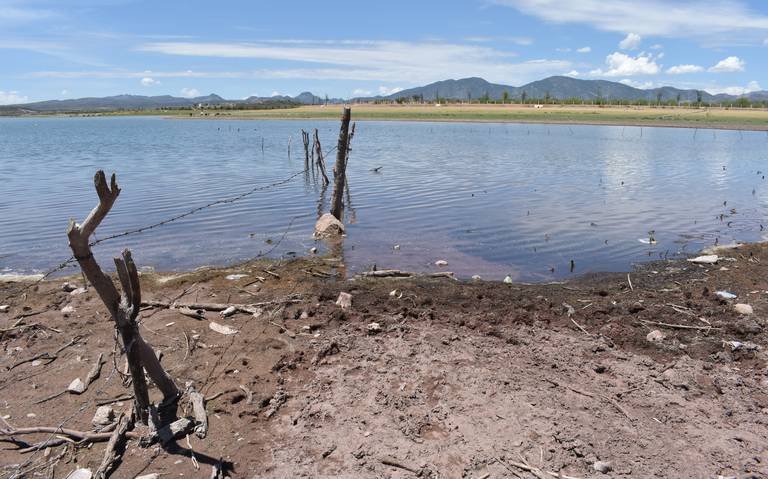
[1, 0, 767, 103]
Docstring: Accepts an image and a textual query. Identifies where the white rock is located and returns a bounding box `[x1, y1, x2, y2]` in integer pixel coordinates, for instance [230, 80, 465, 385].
[367, 322, 382, 334]
[0, 305, 9, 313]
[734, 303, 754, 315]
[314, 213, 345, 238]
[646, 330, 665, 342]
[67, 378, 86, 394]
[471, 275, 482, 281]
[209, 322, 238, 335]
[31, 360, 41, 367]
[92, 405, 115, 426]
[61, 282, 77, 292]
[220, 306, 237, 318]
[69, 287, 87, 296]
[61, 305, 75, 317]
[435, 260, 448, 267]
[66, 468, 92, 479]
[593, 461, 612, 474]
[336, 292, 352, 309]
[309, 247, 318, 254]
[225, 274, 247, 281]
[503, 276, 514, 284]
[687, 255, 719, 264]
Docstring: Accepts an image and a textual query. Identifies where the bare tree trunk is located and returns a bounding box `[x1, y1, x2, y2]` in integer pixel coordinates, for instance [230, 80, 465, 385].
[301, 129, 310, 169]
[330, 107, 352, 221]
[67, 171, 179, 424]
[313, 129, 329, 185]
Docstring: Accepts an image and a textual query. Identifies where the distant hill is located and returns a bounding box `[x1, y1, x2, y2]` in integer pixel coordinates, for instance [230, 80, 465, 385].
[363, 76, 765, 103]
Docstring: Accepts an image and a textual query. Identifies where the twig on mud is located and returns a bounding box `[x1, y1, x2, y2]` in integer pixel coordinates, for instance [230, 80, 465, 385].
[544, 379, 633, 422]
[494, 455, 583, 479]
[380, 455, 420, 474]
[640, 319, 720, 331]
[96, 394, 134, 406]
[569, 317, 591, 336]
[627, 273, 634, 291]
[204, 388, 236, 402]
[31, 390, 66, 405]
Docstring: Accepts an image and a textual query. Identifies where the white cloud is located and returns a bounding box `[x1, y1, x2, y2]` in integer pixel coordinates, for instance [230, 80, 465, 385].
[351, 88, 372, 96]
[764, 38, 768, 45]
[490, 0, 768, 39]
[565, 70, 579, 76]
[270, 91, 282, 97]
[180, 87, 200, 98]
[650, 43, 664, 50]
[60, 89, 68, 96]
[590, 52, 660, 77]
[137, 40, 570, 85]
[706, 80, 761, 95]
[576, 46, 591, 53]
[0, 6, 57, 24]
[140, 77, 160, 86]
[556, 47, 571, 52]
[378, 86, 403, 95]
[708, 56, 746, 72]
[619, 33, 642, 50]
[619, 79, 654, 89]
[0, 90, 28, 104]
[666, 64, 704, 74]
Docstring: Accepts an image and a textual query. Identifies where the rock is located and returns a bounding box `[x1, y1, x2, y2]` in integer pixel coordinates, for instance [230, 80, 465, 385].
[0, 305, 9, 313]
[66, 468, 93, 479]
[471, 275, 482, 281]
[61, 305, 75, 317]
[209, 322, 238, 335]
[503, 276, 514, 284]
[716, 291, 737, 300]
[732, 318, 762, 335]
[734, 303, 754, 315]
[69, 287, 87, 296]
[435, 260, 448, 267]
[314, 213, 345, 238]
[336, 292, 352, 309]
[309, 247, 318, 254]
[367, 322, 381, 334]
[687, 255, 719, 264]
[593, 461, 612, 474]
[225, 274, 247, 281]
[629, 301, 645, 314]
[220, 306, 237, 318]
[646, 330, 665, 343]
[724, 340, 759, 352]
[67, 378, 86, 394]
[92, 406, 114, 426]
[61, 282, 77, 292]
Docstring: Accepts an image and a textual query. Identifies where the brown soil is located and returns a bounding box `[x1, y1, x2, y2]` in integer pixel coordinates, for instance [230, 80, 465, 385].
[1, 244, 767, 478]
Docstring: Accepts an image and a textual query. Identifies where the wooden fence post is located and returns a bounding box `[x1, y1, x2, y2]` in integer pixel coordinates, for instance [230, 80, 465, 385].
[330, 107, 352, 221]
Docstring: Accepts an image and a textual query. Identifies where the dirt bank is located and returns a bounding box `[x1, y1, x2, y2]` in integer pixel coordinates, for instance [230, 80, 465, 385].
[1, 244, 766, 478]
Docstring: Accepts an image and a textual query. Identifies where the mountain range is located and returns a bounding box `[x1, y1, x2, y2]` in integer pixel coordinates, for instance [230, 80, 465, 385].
[1, 76, 765, 113]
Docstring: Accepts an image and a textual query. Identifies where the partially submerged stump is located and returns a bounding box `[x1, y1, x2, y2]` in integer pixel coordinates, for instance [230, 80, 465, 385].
[67, 171, 179, 424]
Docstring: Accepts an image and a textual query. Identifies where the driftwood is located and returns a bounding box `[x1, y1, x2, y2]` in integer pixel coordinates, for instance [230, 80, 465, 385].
[142, 298, 302, 315]
[301, 129, 310, 168]
[330, 107, 351, 221]
[67, 171, 179, 423]
[313, 129, 329, 185]
[359, 270, 456, 279]
[188, 389, 208, 438]
[94, 412, 132, 479]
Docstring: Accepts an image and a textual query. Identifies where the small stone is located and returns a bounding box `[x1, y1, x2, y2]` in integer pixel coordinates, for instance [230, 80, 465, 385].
[65, 468, 93, 479]
[593, 461, 612, 474]
[225, 274, 247, 281]
[367, 322, 381, 334]
[61, 282, 77, 292]
[31, 360, 41, 367]
[61, 305, 75, 317]
[67, 378, 86, 394]
[471, 275, 482, 281]
[0, 305, 9, 313]
[503, 276, 514, 284]
[435, 260, 448, 267]
[336, 292, 352, 309]
[92, 406, 114, 426]
[646, 330, 665, 343]
[310, 247, 318, 254]
[69, 287, 87, 296]
[628, 301, 645, 314]
[734, 303, 754, 315]
[27, 413, 36, 418]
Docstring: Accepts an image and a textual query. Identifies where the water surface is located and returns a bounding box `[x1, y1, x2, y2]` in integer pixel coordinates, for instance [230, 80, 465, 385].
[1, 116, 766, 281]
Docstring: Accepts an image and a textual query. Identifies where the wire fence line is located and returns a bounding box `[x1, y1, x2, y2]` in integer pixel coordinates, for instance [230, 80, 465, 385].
[1, 168, 310, 303]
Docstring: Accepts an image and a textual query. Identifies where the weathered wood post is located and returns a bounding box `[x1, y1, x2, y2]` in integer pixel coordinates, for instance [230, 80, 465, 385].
[330, 107, 352, 221]
[313, 129, 329, 185]
[67, 171, 179, 424]
[301, 129, 310, 169]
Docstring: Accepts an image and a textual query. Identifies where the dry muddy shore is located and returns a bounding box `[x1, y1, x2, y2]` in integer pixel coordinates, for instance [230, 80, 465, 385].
[1, 244, 766, 478]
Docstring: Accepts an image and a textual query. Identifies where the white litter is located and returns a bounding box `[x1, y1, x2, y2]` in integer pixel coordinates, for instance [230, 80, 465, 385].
[209, 322, 238, 335]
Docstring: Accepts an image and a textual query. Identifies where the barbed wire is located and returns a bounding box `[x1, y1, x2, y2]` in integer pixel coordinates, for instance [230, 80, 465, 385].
[1, 169, 309, 303]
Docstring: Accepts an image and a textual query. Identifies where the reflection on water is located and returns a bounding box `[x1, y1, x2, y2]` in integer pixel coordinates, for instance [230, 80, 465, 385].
[0, 116, 766, 281]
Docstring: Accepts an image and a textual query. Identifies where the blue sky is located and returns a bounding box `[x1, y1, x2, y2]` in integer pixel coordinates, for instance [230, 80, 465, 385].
[1, 0, 767, 103]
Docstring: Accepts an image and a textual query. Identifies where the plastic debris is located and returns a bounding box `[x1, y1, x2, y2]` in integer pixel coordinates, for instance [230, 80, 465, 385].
[716, 291, 737, 300]
[209, 322, 238, 335]
[687, 255, 719, 264]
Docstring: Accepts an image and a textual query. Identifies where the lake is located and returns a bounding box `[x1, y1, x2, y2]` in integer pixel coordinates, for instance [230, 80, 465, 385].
[1, 116, 766, 282]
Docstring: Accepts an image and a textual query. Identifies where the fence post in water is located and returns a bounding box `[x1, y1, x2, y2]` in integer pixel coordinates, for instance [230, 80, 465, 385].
[314, 129, 329, 185]
[330, 107, 352, 221]
[301, 129, 310, 169]
[66, 171, 179, 424]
